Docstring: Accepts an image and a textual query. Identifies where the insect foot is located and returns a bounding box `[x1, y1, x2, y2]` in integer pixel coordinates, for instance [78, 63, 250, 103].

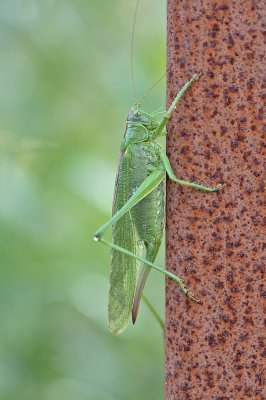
[192, 72, 201, 81]
[186, 290, 202, 304]
[213, 183, 227, 191]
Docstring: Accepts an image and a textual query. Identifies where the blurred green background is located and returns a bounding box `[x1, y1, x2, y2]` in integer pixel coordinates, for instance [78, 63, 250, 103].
[0, 1, 167, 399]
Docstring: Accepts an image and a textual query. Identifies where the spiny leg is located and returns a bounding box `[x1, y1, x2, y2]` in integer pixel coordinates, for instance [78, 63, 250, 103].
[94, 170, 165, 240]
[154, 74, 200, 137]
[160, 151, 225, 192]
[94, 169, 201, 303]
[99, 237, 201, 304]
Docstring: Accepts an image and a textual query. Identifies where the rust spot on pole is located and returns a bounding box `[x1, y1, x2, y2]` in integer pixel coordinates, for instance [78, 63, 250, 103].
[166, 1, 265, 399]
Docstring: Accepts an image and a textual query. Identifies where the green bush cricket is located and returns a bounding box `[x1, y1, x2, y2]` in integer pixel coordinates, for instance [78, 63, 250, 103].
[94, 1, 224, 335]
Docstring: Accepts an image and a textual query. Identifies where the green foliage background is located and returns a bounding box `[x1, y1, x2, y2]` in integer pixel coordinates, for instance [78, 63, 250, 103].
[0, 1, 167, 399]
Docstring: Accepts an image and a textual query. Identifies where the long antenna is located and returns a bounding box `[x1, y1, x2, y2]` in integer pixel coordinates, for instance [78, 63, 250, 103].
[140, 72, 166, 104]
[131, 0, 140, 104]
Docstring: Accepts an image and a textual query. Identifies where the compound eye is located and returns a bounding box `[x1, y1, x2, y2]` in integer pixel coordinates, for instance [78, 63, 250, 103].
[134, 111, 141, 117]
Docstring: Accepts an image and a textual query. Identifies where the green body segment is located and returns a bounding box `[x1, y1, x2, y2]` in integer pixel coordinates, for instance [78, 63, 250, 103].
[109, 115, 165, 334]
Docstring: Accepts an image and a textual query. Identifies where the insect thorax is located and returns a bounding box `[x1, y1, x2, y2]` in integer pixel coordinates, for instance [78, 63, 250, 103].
[121, 107, 159, 151]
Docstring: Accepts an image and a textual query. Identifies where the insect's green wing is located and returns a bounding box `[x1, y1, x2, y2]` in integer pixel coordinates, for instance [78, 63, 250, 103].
[108, 152, 139, 335]
[131, 179, 165, 323]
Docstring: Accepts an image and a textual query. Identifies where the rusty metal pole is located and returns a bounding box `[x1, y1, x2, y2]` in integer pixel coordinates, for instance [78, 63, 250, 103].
[165, 1, 265, 399]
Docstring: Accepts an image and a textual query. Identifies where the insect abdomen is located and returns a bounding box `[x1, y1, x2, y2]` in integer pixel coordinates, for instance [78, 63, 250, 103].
[128, 142, 165, 251]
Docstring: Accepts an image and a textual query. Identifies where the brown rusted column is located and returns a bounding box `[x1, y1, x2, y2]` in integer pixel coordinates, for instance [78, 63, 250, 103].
[166, 1, 265, 399]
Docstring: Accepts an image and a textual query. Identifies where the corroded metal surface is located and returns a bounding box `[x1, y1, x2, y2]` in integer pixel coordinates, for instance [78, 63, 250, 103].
[165, 1, 265, 399]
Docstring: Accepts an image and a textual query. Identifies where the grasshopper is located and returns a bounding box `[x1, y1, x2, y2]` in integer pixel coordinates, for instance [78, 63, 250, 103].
[94, 2, 224, 335]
